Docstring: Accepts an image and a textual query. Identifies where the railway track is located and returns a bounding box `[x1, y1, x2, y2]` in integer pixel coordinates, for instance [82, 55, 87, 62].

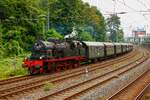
[38, 49, 149, 100]
[135, 83, 150, 100]
[107, 63, 150, 100]
[0, 49, 139, 99]
[0, 48, 136, 86]
[107, 50, 150, 100]
[0, 75, 33, 85]
[106, 50, 150, 100]
[0, 50, 136, 87]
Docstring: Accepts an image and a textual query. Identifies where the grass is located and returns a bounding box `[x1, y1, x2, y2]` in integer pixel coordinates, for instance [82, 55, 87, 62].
[43, 82, 55, 91]
[0, 53, 30, 80]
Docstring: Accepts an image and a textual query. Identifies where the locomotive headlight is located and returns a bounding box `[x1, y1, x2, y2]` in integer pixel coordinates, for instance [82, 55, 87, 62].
[40, 56, 42, 59]
[23, 57, 27, 62]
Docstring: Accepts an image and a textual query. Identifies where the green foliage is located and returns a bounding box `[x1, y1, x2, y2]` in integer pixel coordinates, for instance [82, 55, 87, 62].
[0, 25, 5, 58]
[43, 82, 55, 91]
[0, 46, 5, 59]
[81, 5, 107, 41]
[0, 0, 125, 79]
[0, 0, 109, 57]
[106, 15, 124, 42]
[0, 55, 29, 80]
[41, 0, 107, 40]
[46, 28, 63, 39]
[0, 0, 45, 57]
[117, 29, 124, 42]
[144, 37, 150, 43]
[0, 25, 3, 45]
[4, 30, 21, 41]
[79, 32, 95, 41]
[4, 40, 23, 56]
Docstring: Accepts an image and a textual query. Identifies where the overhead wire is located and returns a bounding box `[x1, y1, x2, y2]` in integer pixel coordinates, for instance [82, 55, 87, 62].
[116, 0, 150, 23]
[135, 0, 150, 30]
[86, 0, 150, 34]
[116, 0, 150, 36]
[136, 0, 150, 10]
[145, 0, 150, 8]
[117, 0, 139, 12]
[136, 0, 150, 23]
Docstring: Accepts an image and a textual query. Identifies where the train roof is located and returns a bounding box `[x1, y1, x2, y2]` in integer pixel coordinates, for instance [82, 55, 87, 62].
[82, 41, 104, 46]
[113, 43, 121, 45]
[127, 43, 133, 45]
[82, 41, 133, 47]
[103, 42, 114, 46]
[119, 43, 128, 45]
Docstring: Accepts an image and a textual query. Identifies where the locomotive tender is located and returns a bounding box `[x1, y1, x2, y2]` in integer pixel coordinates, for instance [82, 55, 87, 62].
[23, 39, 133, 74]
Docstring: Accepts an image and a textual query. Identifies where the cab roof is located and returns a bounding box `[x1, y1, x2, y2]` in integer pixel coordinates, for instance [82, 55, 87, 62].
[82, 41, 104, 46]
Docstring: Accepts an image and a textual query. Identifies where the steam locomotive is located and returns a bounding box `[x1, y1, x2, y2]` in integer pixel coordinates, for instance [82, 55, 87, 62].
[23, 39, 133, 74]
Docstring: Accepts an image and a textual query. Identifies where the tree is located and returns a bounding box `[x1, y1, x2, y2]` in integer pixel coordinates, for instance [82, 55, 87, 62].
[0, 0, 46, 53]
[1, 0, 45, 38]
[42, 0, 107, 41]
[0, 31, 4, 58]
[0, 0, 108, 57]
[117, 29, 124, 42]
[106, 14, 123, 42]
[4, 40, 23, 56]
[46, 28, 63, 39]
[82, 5, 107, 41]
[79, 32, 95, 41]
[0, 25, 3, 45]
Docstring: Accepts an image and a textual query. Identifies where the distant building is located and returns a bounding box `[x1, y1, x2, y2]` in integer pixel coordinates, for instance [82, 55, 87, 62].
[132, 28, 146, 37]
[126, 27, 150, 44]
[131, 28, 146, 44]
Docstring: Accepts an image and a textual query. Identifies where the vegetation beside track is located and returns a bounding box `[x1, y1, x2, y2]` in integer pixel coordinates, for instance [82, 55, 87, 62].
[0, 0, 124, 80]
[0, 54, 30, 80]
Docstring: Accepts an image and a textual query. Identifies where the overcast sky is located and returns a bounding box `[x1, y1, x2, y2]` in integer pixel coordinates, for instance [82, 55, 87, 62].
[83, 0, 150, 37]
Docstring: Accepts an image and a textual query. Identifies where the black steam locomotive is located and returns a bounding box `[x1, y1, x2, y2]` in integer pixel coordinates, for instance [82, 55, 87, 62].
[23, 39, 133, 74]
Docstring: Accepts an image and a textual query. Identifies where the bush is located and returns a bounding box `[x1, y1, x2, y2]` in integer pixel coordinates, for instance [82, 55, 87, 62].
[1, 67, 28, 79]
[0, 46, 5, 58]
[79, 32, 95, 41]
[4, 40, 23, 56]
[43, 82, 55, 91]
[4, 30, 21, 40]
[0, 56, 28, 80]
[45, 28, 63, 39]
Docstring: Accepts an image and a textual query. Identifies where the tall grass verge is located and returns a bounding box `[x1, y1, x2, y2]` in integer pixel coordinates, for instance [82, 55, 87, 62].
[0, 53, 30, 80]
